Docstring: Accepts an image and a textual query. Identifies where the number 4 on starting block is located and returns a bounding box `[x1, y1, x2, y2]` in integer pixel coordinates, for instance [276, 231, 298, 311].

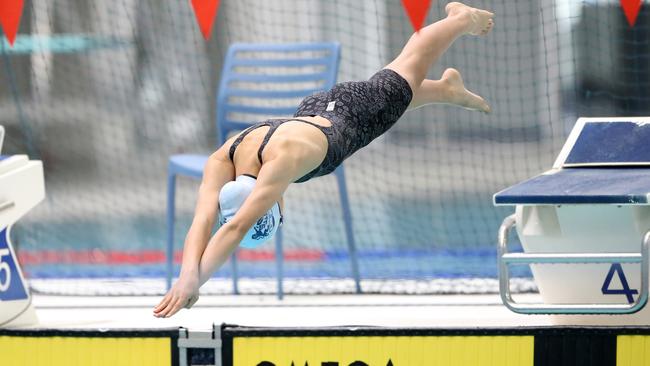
[602, 263, 638, 304]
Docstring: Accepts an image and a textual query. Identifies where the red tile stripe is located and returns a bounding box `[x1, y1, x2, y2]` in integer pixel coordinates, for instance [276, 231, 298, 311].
[17, 248, 324, 265]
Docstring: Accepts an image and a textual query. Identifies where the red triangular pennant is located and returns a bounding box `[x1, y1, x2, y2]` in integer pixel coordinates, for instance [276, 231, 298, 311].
[621, 0, 643, 27]
[190, 0, 220, 40]
[0, 0, 24, 46]
[401, 0, 432, 32]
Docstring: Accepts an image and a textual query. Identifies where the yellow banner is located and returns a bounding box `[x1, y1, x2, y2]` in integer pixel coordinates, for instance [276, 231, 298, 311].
[0, 336, 171, 366]
[234, 335, 534, 366]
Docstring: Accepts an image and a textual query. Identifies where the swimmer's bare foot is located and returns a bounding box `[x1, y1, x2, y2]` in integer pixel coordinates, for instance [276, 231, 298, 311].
[445, 2, 494, 36]
[441, 68, 490, 113]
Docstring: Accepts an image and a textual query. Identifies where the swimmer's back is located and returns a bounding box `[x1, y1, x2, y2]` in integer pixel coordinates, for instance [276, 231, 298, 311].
[225, 117, 330, 182]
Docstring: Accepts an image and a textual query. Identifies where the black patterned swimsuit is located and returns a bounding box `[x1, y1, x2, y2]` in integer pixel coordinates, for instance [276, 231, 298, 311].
[229, 69, 413, 183]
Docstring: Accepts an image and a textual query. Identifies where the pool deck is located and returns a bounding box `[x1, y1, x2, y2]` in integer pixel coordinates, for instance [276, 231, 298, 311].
[3, 294, 608, 330]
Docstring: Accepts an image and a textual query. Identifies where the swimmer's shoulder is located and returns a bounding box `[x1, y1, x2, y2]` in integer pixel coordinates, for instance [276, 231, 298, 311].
[210, 136, 237, 162]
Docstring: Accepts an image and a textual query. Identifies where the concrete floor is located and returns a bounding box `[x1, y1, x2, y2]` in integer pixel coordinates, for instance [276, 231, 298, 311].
[16, 294, 552, 331]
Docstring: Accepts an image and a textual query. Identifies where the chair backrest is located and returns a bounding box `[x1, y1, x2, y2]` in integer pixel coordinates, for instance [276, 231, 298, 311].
[216, 42, 341, 145]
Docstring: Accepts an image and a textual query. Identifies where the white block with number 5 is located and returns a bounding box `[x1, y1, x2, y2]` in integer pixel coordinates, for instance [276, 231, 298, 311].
[0, 153, 45, 327]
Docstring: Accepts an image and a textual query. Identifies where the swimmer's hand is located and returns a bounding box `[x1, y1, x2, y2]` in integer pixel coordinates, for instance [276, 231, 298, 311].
[153, 273, 199, 318]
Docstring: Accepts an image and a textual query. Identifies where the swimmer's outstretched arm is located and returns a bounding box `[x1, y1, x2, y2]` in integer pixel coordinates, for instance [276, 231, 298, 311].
[153, 147, 234, 318]
[154, 155, 295, 318]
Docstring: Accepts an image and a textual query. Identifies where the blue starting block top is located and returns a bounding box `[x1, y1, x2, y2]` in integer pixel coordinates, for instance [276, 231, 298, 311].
[494, 168, 650, 205]
[495, 117, 650, 205]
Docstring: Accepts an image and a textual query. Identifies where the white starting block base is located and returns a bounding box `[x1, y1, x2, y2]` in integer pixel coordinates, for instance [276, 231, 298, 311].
[515, 204, 650, 325]
[1, 299, 37, 327]
[495, 118, 650, 320]
[0, 154, 45, 328]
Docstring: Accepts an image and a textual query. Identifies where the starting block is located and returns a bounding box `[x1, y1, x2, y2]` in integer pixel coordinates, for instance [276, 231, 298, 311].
[494, 117, 650, 316]
[0, 126, 45, 327]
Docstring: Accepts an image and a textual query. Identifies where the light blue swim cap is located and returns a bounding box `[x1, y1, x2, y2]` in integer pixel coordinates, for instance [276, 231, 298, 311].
[218, 175, 282, 249]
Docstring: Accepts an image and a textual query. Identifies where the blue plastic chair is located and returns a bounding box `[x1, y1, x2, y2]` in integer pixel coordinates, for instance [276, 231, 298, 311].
[166, 42, 361, 298]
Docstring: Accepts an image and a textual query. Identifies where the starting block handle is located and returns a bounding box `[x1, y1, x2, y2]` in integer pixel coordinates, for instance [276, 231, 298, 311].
[497, 214, 649, 314]
[0, 201, 15, 212]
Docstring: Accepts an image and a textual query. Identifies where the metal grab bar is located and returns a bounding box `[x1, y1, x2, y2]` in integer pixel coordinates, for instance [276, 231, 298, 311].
[503, 252, 643, 264]
[0, 200, 14, 212]
[498, 214, 649, 314]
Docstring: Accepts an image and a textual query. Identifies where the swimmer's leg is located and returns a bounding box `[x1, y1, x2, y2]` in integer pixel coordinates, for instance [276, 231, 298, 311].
[385, 2, 494, 93]
[408, 68, 490, 113]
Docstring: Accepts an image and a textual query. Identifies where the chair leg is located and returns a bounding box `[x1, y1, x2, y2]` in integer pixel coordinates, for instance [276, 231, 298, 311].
[231, 252, 239, 295]
[165, 172, 176, 291]
[334, 167, 362, 293]
[276, 227, 284, 300]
